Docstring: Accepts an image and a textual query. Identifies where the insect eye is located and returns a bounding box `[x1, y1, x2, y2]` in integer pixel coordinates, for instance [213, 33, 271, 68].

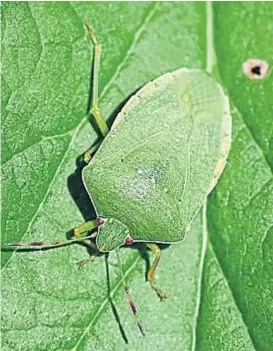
[121, 158, 124, 162]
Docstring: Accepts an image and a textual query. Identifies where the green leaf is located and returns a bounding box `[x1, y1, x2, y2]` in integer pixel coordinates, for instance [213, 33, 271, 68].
[1, 2, 272, 350]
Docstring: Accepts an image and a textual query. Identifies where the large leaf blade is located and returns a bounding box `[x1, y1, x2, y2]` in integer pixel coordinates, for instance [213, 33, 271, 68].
[1, 2, 272, 350]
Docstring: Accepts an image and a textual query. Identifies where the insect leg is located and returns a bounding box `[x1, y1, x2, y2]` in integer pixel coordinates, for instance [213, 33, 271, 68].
[73, 220, 99, 250]
[74, 223, 100, 268]
[76, 231, 98, 267]
[77, 255, 96, 268]
[85, 22, 109, 138]
[73, 220, 97, 238]
[83, 140, 101, 164]
[116, 249, 145, 336]
[146, 243, 167, 300]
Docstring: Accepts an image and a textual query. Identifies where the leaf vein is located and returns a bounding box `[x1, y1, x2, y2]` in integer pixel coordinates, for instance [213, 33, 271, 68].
[1, 122, 83, 270]
[2, 131, 73, 167]
[99, 1, 161, 102]
[191, 203, 208, 351]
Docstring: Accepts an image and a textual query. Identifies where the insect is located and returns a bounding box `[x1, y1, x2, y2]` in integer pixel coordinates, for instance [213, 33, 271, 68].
[8, 22, 232, 336]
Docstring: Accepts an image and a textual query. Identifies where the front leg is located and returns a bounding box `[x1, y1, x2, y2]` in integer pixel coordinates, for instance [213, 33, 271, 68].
[73, 220, 99, 249]
[85, 22, 109, 138]
[83, 141, 101, 164]
[82, 23, 110, 165]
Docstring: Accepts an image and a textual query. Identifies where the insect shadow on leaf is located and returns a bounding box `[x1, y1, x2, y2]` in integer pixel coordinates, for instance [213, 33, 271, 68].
[67, 91, 140, 256]
[105, 253, 129, 344]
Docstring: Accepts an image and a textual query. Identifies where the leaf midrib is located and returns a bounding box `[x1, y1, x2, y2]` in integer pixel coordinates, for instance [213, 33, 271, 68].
[200, 3, 271, 351]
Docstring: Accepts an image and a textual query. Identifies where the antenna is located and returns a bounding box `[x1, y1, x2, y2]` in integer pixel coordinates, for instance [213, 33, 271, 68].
[115, 249, 145, 336]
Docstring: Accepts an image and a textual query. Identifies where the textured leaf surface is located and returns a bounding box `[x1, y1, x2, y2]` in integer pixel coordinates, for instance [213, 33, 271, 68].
[1, 2, 272, 351]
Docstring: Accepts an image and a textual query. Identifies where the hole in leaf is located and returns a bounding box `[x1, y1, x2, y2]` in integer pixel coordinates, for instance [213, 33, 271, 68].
[251, 66, 261, 75]
[242, 58, 269, 79]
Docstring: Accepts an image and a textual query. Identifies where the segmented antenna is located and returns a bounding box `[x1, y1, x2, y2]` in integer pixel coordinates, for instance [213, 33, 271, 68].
[7, 232, 97, 249]
[115, 249, 145, 336]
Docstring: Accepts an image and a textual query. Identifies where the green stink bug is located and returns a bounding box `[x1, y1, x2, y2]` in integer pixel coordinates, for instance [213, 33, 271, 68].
[8, 22, 231, 335]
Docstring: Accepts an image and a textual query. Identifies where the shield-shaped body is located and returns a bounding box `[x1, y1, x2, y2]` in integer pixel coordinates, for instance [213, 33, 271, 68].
[83, 68, 231, 251]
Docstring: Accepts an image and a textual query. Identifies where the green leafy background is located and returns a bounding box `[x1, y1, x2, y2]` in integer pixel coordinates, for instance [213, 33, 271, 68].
[1, 2, 272, 350]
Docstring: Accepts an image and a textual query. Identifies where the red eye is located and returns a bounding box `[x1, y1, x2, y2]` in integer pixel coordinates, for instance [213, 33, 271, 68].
[96, 218, 105, 226]
[125, 235, 134, 245]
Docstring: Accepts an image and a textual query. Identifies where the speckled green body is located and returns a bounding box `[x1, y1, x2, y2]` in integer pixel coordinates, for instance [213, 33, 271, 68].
[83, 68, 231, 252]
